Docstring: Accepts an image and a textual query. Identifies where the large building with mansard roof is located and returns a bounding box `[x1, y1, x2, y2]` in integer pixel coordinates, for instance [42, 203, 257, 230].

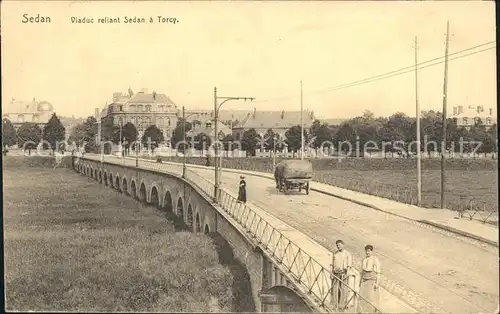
[99, 88, 179, 140]
[2, 97, 55, 130]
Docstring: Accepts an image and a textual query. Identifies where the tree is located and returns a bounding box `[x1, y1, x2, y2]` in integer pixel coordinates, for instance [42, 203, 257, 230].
[2, 118, 17, 149]
[171, 118, 192, 152]
[487, 124, 497, 158]
[194, 132, 211, 154]
[356, 123, 379, 157]
[241, 128, 260, 156]
[68, 116, 99, 153]
[285, 125, 308, 153]
[68, 123, 88, 150]
[142, 125, 164, 153]
[263, 129, 276, 151]
[333, 123, 356, 155]
[222, 134, 237, 151]
[114, 122, 138, 155]
[310, 120, 333, 153]
[17, 122, 42, 155]
[42, 113, 66, 153]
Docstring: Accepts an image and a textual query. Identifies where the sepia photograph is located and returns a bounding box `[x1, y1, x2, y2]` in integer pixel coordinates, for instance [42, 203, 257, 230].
[1, 1, 498, 313]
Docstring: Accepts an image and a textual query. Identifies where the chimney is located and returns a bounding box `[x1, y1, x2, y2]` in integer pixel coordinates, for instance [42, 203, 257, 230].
[281, 110, 285, 119]
[95, 108, 100, 119]
[453, 107, 457, 116]
[253, 108, 256, 118]
[458, 105, 463, 114]
[489, 108, 493, 116]
[152, 91, 156, 100]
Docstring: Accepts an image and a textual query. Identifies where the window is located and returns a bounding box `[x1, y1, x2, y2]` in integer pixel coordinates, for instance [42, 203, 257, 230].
[486, 118, 492, 125]
[17, 114, 24, 123]
[146, 105, 152, 112]
[129, 105, 136, 111]
[462, 117, 468, 125]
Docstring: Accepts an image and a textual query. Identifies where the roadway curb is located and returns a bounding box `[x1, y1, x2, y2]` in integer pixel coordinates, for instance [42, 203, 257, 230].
[416, 220, 499, 247]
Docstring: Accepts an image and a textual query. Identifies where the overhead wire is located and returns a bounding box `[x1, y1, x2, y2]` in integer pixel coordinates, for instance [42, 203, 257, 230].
[254, 40, 496, 103]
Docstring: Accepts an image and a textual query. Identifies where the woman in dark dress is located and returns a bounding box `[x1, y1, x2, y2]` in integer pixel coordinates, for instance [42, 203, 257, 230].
[238, 175, 247, 203]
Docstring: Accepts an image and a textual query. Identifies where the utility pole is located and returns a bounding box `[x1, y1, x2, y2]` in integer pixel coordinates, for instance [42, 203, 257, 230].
[440, 21, 450, 209]
[213, 87, 255, 203]
[300, 79, 304, 160]
[415, 36, 422, 207]
[214, 87, 219, 202]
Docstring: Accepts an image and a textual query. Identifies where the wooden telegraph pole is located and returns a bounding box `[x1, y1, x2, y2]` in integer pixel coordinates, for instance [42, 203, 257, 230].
[415, 36, 422, 207]
[440, 21, 450, 209]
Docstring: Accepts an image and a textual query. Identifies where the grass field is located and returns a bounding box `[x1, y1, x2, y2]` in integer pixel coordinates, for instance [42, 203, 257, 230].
[3, 157, 235, 312]
[314, 169, 497, 210]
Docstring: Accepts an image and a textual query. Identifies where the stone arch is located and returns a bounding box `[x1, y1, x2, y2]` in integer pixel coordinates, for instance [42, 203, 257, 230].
[187, 204, 194, 231]
[94, 169, 98, 180]
[177, 197, 184, 221]
[150, 186, 160, 208]
[139, 182, 147, 203]
[122, 177, 128, 195]
[195, 212, 201, 233]
[109, 173, 114, 188]
[115, 175, 121, 192]
[103, 172, 108, 186]
[98, 170, 102, 183]
[89, 167, 94, 179]
[162, 191, 173, 213]
[130, 180, 137, 199]
[260, 285, 311, 312]
[204, 224, 210, 234]
[148, 183, 160, 205]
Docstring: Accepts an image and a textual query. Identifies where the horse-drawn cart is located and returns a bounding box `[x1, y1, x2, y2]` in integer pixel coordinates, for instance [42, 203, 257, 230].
[274, 160, 313, 195]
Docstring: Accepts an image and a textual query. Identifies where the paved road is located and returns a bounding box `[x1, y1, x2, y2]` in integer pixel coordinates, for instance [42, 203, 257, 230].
[85, 156, 499, 313]
[184, 166, 498, 314]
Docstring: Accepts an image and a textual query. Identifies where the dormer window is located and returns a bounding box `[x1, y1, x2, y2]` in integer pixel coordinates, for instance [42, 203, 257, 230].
[462, 117, 468, 125]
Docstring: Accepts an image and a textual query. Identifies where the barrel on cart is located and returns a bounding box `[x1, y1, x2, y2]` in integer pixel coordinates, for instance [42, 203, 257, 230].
[274, 159, 313, 195]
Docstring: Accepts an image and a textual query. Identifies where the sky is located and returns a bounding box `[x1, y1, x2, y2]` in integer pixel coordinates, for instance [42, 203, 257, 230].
[1, 1, 496, 119]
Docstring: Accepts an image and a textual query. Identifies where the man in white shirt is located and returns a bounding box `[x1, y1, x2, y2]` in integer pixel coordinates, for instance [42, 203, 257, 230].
[330, 239, 353, 310]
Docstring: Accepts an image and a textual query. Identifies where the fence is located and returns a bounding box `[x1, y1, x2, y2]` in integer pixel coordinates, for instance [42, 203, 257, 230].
[183, 168, 380, 313]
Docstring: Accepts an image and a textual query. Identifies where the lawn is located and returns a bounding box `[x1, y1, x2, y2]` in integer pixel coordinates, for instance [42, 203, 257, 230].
[3, 156, 234, 312]
[314, 169, 497, 211]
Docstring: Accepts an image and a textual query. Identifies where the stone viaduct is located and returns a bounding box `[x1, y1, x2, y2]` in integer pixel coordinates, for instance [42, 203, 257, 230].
[73, 156, 331, 313]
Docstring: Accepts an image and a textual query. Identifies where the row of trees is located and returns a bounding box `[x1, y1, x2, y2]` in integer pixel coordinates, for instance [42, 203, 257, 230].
[2, 114, 66, 154]
[68, 117, 166, 154]
[211, 110, 498, 157]
[7, 109, 494, 157]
